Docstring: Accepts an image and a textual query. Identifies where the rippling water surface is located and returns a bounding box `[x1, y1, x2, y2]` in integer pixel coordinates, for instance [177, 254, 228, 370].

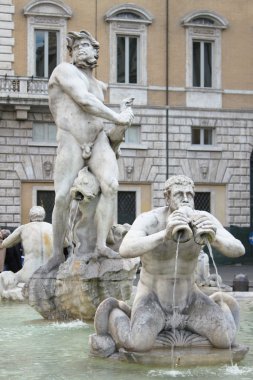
[0, 299, 252, 380]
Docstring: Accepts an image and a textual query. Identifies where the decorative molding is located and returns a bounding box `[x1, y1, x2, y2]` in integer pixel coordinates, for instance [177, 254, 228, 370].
[181, 159, 230, 184]
[105, 3, 153, 24]
[30, 16, 65, 26]
[181, 10, 229, 29]
[24, 0, 72, 19]
[15, 156, 55, 180]
[25, 1, 72, 76]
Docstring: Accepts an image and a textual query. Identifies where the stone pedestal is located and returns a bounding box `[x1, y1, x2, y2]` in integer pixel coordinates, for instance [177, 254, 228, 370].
[90, 330, 249, 367]
[110, 345, 249, 367]
[26, 255, 139, 320]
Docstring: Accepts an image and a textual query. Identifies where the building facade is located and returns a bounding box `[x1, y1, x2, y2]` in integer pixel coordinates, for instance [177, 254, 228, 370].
[0, 0, 252, 246]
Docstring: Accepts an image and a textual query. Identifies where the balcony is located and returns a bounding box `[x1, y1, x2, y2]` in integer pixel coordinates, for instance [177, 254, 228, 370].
[0, 75, 49, 106]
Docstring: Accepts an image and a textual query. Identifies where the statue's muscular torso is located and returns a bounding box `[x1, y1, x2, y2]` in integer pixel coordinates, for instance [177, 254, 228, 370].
[134, 207, 202, 312]
[48, 62, 106, 145]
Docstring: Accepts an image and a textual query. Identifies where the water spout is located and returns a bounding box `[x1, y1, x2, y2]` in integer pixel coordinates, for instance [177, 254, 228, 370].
[206, 239, 233, 366]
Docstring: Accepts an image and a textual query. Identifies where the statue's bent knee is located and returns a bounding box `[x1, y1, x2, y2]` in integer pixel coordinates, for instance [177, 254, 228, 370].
[101, 179, 118, 197]
[55, 193, 70, 209]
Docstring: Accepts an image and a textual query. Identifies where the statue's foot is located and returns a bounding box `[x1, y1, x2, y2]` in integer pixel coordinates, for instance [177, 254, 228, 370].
[95, 246, 121, 259]
[38, 254, 65, 275]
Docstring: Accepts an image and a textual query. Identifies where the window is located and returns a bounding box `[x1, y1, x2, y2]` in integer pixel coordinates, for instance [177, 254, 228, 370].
[117, 191, 136, 225]
[124, 124, 141, 144]
[194, 192, 211, 212]
[35, 30, 59, 78]
[37, 190, 55, 223]
[194, 185, 226, 225]
[24, 0, 72, 77]
[117, 36, 138, 84]
[192, 127, 214, 145]
[105, 4, 153, 105]
[182, 11, 228, 108]
[193, 41, 212, 87]
[32, 122, 56, 143]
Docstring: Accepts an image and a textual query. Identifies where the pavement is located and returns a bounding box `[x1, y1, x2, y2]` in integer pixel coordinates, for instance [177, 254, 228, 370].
[211, 264, 253, 289]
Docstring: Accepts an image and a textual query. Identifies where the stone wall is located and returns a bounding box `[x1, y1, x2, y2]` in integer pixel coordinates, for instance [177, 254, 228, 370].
[0, 105, 252, 228]
[0, 0, 14, 75]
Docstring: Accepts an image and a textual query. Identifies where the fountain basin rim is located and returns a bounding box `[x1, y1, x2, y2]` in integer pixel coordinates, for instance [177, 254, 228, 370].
[107, 344, 249, 368]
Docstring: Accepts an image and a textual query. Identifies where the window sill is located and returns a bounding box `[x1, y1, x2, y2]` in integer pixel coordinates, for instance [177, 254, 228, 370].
[120, 143, 148, 150]
[109, 83, 147, 90]
[186, 87, 222, 93]
[188, 145, 222, 152]
[28, 142, 57, 147]
[109, 85, 148, 105]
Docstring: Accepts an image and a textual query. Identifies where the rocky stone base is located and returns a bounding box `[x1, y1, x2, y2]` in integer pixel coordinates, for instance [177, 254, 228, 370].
[25, 254, 139, 320]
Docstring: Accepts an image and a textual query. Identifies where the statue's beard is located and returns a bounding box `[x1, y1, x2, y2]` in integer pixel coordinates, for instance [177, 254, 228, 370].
[74, 56, 98, 69]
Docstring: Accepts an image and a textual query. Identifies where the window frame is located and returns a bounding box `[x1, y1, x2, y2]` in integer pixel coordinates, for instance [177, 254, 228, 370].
[194, 191, 211, 212]
[24, 0, 72, 77]
[116, 34, 139, 84]
[34, 29, 60, 78]
[192, 40, 213, 88]
[105, 4, 153, 87]
[182, 11, 228, 91]
[124, 124, 141, 145]
[191, 126, 215, 146]
[116, 185, 141, 224]
[32, 122, 57, 144]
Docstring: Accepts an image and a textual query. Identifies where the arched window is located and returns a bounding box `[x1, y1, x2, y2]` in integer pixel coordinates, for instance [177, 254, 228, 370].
[24, 0, 72, 77]
[181, 10, 228, 108]
[105, 4, 153, 105]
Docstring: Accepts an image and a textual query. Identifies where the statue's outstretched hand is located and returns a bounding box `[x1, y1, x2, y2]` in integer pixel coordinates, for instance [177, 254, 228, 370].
[191, 212, 217, 245]
[116, 108, 134, 125]
[116, 97, 134, 125]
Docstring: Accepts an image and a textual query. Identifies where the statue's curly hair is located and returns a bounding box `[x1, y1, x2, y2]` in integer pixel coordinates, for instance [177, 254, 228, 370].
[163, 175, 195, 200]
[66, 30, 99, 56]
[29, 206, 45, 222]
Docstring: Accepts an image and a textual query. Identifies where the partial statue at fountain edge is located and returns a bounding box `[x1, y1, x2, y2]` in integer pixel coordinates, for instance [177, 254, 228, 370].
[0, 206, 54, 301]
[90, 175, 249, 366]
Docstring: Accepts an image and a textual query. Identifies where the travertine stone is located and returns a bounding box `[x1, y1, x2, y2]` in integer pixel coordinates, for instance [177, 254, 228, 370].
[26, 254, 139, 320]
[90, 175, 247, 363]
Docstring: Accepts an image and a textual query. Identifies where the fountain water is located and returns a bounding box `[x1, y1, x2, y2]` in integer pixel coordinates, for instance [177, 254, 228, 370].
[0, 300, 252, 379]
[205, 239, 234, 366]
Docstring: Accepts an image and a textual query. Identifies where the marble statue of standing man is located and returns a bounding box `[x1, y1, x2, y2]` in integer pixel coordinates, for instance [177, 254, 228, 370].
[44, 30, 134, 271]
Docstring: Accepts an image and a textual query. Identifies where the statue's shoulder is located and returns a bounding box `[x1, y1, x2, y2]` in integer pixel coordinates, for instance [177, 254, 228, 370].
[96, 79, 108, 93]
[150, 206, 168, 219]
[59, 62, 77, 74]
[50, 62, 77, 79]
[136, 207, 166, 227]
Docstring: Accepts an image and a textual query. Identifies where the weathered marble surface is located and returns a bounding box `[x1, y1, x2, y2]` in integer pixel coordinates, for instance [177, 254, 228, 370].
[106, 345, 249, 367]
[43, 30, 134, 273]
[25, 30, 138, 319]
[0, 206, 53, 301]
[26, 254, 139, 320]
[195, 250, 232, 294]
[90, 175, 247, 364]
